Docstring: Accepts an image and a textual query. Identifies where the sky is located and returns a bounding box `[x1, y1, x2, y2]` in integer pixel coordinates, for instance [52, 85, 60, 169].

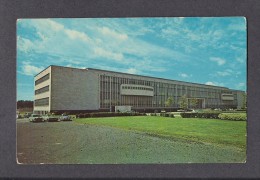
[17, 17, 247, 101]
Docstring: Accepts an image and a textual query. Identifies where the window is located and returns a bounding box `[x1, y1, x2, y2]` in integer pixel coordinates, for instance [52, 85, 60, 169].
[34, 97, 49, 106]
[35, 73, 50, 85]
[35, 85, 49, 95]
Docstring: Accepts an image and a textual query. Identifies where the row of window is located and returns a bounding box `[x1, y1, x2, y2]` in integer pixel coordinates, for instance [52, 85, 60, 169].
[34, 97, 49, 106]
[222, 94, 234, 97]
[35, 73, 50, 85]
[99, 74, 235, 108]
[121, 86, 153, 91]
[35, 85, 49, 95]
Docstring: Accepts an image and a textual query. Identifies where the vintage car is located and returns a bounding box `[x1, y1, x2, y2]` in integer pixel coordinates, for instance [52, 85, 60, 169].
[29, 114, 44, 123]
[59, 113, 72, 121]
[43, 115, 59, 122]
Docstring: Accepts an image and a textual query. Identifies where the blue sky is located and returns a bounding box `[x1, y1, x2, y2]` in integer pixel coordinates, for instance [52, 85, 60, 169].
[17, 17, 246, 100]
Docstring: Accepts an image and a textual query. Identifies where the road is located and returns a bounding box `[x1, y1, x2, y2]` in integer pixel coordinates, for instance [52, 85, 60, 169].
[17, 118, 246, 164]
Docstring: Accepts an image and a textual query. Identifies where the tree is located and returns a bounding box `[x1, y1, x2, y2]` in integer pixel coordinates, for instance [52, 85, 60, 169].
[241, 93, 247, 109]
[17, 100, 33, 109]
[190, 98, 199, 109]
[178, 95, 188, 110]
[165, 97, 174, 107]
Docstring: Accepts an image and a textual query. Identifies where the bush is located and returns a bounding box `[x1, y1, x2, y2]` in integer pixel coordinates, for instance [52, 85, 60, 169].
[169, 114, 175, 118]
[180, 113, 198, 118]
[77, 113, 84, 118]
[157, 112, 174, 118]
[197, 113, 220, 119]
[180, 112, 220, 119]
[75, 112, 146, 118]
[218, 113, 246, 121]
[160, 113, 165, 117]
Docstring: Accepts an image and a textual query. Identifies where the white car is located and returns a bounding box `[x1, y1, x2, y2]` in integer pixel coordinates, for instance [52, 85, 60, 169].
[29, 114, 44, 123]
[43, 115, 59, 122]
[59, 114, 72, 121]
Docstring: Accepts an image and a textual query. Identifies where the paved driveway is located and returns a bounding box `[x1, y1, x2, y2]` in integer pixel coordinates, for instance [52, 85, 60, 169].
[17, 119, 246, 164]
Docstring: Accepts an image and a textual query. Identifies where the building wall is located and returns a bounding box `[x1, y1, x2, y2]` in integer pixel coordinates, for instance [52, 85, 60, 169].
[34, 66, 51, 113]
[50, 66, 99, 111]
[33, 66, 245, 113]
[94, 68, 234, 110]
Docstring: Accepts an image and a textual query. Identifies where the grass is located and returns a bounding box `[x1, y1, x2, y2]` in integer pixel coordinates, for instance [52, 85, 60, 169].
[74, 116, 246, 150]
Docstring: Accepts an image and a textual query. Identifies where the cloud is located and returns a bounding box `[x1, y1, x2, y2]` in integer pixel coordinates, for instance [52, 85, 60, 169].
[216, 69, 233, 77]
[17, 36, 34, 53]
[93, 47, 124, 61]
[236, 57, 245, 63]
[210, 57, 226, 66]
[205, 81, 224, 86]
[228, 23, 246, 31]
[21, 62, 44, 76]
[179, 73, 191, 78]
[66, 64, 86, 69]
[237, 82, 245, 88]
[17, 18, 246, 87]
[18, 18, 197, 73]
[126, 68, 138, 74]
[65, 29, 90, 42]
[205, 82, 215, 85]
[98, 26, 128, 41]
[36, 19, 64, 32]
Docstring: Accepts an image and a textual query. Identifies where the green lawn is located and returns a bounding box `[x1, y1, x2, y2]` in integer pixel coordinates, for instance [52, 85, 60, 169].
[74, 116, 246, 150]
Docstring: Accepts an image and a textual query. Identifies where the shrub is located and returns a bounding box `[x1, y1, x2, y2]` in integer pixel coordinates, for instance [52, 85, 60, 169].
[180, 112, 220, 119]
[160, 113, 165, 117]
[180, 113, 198, 118]
[169, 114, 175, 118]
[75, 112, 148, 118]
[218, 113, 246, 121]
[77, 113, 84, 118]
[156, 112, 174, 118]
[196, 113, 220, 119]
[82, 113, 90, 118]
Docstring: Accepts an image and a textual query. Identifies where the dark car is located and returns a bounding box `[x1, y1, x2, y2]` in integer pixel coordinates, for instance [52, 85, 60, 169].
[59, 114, 72, 121]
[29, 114, 44, 123]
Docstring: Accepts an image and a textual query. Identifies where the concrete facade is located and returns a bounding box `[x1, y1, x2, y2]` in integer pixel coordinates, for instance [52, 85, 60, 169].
[33, 65, 246, 114]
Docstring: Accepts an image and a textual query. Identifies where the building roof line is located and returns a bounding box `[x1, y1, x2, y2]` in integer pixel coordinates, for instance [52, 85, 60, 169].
[34, 65, 244, 91]
[85, 67, 228, 89]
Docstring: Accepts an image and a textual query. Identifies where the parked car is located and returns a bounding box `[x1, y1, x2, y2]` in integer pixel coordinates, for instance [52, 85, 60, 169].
[59, 113, 72, 121]
[29, 114, 44, 123]
[43, 115, 59, 122]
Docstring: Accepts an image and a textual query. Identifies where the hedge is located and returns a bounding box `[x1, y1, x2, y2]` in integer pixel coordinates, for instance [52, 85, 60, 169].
[180, 112, 220, 119]
[180, 112, 247, 121]
[76, 112, 146, 118]
[218, 113, 247, 121]
[160, 113, 175, 118]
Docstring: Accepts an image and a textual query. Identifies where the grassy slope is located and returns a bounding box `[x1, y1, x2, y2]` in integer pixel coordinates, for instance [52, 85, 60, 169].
[74, 116, 246, 149]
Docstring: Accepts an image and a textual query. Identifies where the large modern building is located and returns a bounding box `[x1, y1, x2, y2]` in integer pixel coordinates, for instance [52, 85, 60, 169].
[33, 65, 245, 114]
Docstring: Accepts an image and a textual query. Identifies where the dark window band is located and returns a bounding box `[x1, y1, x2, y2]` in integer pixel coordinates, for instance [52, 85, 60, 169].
[35, 73, 50, 85]
[35, 85, 49, 95]
[35, 97, 49, 106]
